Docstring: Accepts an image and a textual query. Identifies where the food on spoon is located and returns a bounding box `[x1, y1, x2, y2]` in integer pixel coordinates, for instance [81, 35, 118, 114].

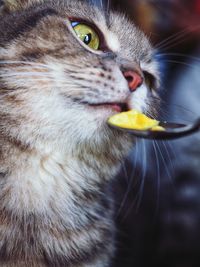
[151, 125, 165, 131]
[108, 109, 165, 131]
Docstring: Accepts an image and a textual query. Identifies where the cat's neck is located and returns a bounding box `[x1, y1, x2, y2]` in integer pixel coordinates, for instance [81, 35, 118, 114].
[0, 137, 117, 264]
[0, 136, 128, 214]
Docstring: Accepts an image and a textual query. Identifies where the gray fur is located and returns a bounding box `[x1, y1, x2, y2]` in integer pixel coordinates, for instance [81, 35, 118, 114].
[0, 0, 159, 266]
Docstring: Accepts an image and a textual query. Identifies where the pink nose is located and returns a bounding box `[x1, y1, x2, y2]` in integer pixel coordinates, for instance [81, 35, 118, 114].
[123, 70, 143, 92]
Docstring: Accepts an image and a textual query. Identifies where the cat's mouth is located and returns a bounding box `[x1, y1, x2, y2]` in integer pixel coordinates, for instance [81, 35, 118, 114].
[87, 102, 129, 112]
[72, 98, 130, 113]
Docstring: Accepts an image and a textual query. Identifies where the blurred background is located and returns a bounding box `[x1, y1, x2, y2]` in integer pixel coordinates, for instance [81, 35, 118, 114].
[104, 1, 200, 267]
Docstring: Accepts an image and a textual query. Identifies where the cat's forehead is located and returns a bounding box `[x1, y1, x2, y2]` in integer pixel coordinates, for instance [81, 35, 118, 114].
[0, 0, 152, 62]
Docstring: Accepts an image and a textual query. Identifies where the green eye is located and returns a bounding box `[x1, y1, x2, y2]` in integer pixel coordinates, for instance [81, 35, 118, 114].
[72, 22, 100, 50]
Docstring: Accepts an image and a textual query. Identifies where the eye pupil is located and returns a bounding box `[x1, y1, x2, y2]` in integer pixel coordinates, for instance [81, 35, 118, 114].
[84, 33, 92, 45]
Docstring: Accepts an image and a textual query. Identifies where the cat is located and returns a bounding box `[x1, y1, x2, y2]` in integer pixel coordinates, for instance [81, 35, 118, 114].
[0, 0, 159, 266]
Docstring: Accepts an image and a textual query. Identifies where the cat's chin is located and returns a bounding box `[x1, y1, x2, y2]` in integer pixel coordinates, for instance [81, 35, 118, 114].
[84, 106, 120, 127]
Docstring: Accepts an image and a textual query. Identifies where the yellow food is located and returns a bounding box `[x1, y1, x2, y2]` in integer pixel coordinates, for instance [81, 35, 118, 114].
[108, 110, 165, 131]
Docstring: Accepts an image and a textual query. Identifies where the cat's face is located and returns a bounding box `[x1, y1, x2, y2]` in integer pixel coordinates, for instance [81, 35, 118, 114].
[0, 0, 159, 151]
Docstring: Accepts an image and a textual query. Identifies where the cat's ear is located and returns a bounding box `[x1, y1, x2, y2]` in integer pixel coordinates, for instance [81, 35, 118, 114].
[0, 0, 42, 13]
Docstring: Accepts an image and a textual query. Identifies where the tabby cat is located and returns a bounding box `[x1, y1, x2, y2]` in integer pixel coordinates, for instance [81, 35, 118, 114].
[0, 0, 159, 266]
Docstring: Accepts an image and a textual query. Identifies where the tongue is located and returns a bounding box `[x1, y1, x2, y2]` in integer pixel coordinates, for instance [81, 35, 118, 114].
[112, 104, 122, 112]
[89, 102, 128, 112]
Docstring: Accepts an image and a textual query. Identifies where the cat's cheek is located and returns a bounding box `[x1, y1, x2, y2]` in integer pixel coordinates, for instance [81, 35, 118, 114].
[128, 84, 148, 112]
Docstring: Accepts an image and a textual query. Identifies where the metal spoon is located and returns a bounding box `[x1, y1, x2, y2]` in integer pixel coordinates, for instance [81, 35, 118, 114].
[108, 118, 200, 140]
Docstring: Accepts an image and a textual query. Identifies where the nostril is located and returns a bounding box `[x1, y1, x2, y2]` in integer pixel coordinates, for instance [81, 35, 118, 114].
[123, 70, 143, 92]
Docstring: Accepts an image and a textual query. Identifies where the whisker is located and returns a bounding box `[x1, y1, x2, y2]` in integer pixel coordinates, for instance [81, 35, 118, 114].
[155, 25, 200, 50]
[0, 72, 52, 78]
[1, 66, 51, 73]
[6, 73, 102, 92]
[146, 95, 197, 120]
[154, 141, 172, 183]
[161, 141, 175, 178]
[159, 32, 200, 51]
[0, 60, 90, 74]
[152, 140, 160, 216]
[155, 28, 191, 49]
[0, 60, 50, 69]
[122, 161, 129, 185]
[117, 139, 139, 219]
[122, 139, 147, 219]
[106, 0, 110, 13]
[135, 139, 147, 211]
[0, 61, 106, 80]
[166, 141, 179, 167]
[157, 53, 200, 62]
[162, 59, 200, 72]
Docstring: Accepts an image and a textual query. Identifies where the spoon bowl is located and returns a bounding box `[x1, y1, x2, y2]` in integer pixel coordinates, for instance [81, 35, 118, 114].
[108, 118, 200, 140]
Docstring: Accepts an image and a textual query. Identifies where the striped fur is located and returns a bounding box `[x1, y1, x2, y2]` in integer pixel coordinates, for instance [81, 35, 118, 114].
[0, 0, 159, 266]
